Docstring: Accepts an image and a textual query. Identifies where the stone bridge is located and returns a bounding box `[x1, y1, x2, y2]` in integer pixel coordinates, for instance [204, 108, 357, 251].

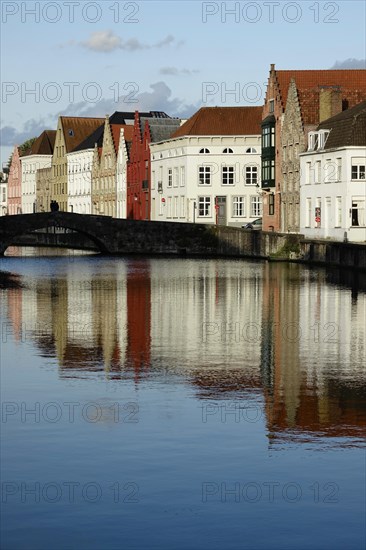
[0, 212, 287, 258]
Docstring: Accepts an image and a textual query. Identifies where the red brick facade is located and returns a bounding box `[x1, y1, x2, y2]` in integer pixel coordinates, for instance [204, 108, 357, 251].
[7, 146, 22, 215]
[127, 112, 151, 220]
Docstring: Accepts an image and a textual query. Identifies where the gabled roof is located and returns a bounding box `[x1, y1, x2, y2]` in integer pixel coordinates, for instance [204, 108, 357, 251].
[73, 124, 105, 152]
[24, 130, 56, 156]
[60, 116, 104, 153]
[272, 67, 366, 124]
[141, 117, 182, 143]
[171, 107, 262, 137]
[110, 124, 134, 154]
[317, 100, 366, 148]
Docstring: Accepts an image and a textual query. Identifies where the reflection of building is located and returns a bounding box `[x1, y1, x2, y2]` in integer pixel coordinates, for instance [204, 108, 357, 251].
[300, 100, 366, 242]
[261, 262, 366, 443]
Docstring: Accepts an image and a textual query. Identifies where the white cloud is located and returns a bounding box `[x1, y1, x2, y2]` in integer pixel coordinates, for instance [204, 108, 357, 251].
[160, 67, 200, 76]
[77, 31, 179, 53]
[331, 58, 366, 69]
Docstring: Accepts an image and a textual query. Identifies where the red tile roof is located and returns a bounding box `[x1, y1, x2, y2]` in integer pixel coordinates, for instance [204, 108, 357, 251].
[172, 106, 262, 137]
[274, 69, 366, 124]
[60, 116, 104, 153]
[24, 130, 56, 156]
[110, 124, 134, 155]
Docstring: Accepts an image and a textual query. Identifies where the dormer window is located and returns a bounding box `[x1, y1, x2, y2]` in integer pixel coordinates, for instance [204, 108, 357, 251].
[199, 148, 210, 154]
[223, 148, 233, 154]
[308, 130, 330, 151]
[246, 147, 257, 153]
[68, 129, 74, 137]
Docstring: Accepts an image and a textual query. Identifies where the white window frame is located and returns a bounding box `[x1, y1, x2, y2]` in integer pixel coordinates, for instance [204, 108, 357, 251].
[198, 196, 211, 217]
[199, 166, 211, 185]
[245, 165, 258, 185]
[222, 166, 235, 185]
[250, 196, 262, 217]
[233, 196, 245, 217]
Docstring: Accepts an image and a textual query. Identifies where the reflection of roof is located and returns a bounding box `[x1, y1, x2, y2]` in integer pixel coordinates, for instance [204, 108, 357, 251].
[24, 130, 56, 156]
[140, 117, 182, 143]
[272, 68, 366, 124]
[60, 116, 104, 153]
[317, 100, 366, 148]
[172, 107, 263, 137]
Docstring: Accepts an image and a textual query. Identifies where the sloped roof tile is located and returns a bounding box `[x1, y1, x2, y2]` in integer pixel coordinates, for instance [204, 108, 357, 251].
[61, 116, 104, 153]
[172, 107, 262, 137]
[317, 100, 366, 148]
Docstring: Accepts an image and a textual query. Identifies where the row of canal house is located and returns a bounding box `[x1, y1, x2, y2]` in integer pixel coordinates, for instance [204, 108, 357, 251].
[4, 63, 366, 240]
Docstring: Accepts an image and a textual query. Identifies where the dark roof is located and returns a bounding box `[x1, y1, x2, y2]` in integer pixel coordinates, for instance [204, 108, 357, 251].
[73, 112, 171, 152]
[24, 130, 56, 156]
[141, 117, 182, 143]
[73, 124, 105, 152]
[60, 117, 104, 153]
[317, 100, 366, 148]
[171, 107, 262, 137]
[109, 111, 170, 124]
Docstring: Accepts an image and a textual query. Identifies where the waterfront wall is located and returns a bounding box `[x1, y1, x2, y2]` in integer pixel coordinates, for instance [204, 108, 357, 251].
[1, 213, 365, 270]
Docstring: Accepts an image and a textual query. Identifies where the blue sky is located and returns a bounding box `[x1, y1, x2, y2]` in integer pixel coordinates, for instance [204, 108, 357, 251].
[1, 0, 365, 165]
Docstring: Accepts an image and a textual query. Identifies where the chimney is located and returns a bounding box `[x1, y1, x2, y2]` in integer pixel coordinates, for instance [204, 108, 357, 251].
[319, 87, 342, 122]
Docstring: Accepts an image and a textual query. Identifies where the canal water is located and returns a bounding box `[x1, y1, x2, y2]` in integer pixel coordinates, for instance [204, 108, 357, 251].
[1, 250, 365, 550]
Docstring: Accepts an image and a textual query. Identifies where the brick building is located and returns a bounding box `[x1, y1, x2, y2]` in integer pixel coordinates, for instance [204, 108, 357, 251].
[261, 64, 366, 232]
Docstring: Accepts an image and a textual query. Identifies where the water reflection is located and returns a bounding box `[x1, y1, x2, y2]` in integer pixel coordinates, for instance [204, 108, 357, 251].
[1, 257, 365, 446]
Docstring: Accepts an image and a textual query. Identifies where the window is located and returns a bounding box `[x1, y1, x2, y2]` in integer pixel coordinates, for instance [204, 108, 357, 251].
[306, 198, 312, 227]
[151, 170, 155, 190]
[351, 198, 365, 226]
[167, 196, 172, 218]
[233, 196, 245, 217]
[306, 162, 312, 184]
[335, 197, 342, 227]
[245, 166, 258, 185]
[262, 159, 275, 183]
[262, 125, 275, 148]
[222, 166, 234, 185]
[315, 161, 321, 183]
[180, 166, 185, 187]
[199, 166, 211, 185]
[336, 158, 342, 182]
[269, 99, 274, 113]
[68, 129, 74, 137]
[251, 196, 262, 217]
[180, 196, 185, 218]
[352, 164, 365, 180]
[174, 167, 179, 187]
[199, 148, 210, 154]
[223, 148, 233, 154]
[174, 196, 178, 217]
[269, 193, 275, 215]
[246, 147, 257, 154]
[198, 196, 211, 217]
[168, 168, 172, 187]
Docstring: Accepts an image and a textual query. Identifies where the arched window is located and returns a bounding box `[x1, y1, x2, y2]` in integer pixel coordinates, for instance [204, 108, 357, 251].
[199, 148, 210, 154]
[246, 147, 257, 153]
[223, 148, 233, 154]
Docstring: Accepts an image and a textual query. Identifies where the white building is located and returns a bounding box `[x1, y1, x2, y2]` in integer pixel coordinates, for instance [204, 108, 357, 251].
[0, 179, 7, 216]
[150, 107, 263, 226]
[300, 101, 366, 242]
[116, 127, 133, 219]
[67, 148, 95, 214]
[20, 131, 55, 213]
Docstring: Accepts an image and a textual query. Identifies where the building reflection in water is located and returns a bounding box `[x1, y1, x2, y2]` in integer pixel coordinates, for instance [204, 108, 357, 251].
[2, 258, 365, 445]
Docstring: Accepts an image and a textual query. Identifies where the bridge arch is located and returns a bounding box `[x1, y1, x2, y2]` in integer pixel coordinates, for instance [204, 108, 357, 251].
[0, 212, 112, 255]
